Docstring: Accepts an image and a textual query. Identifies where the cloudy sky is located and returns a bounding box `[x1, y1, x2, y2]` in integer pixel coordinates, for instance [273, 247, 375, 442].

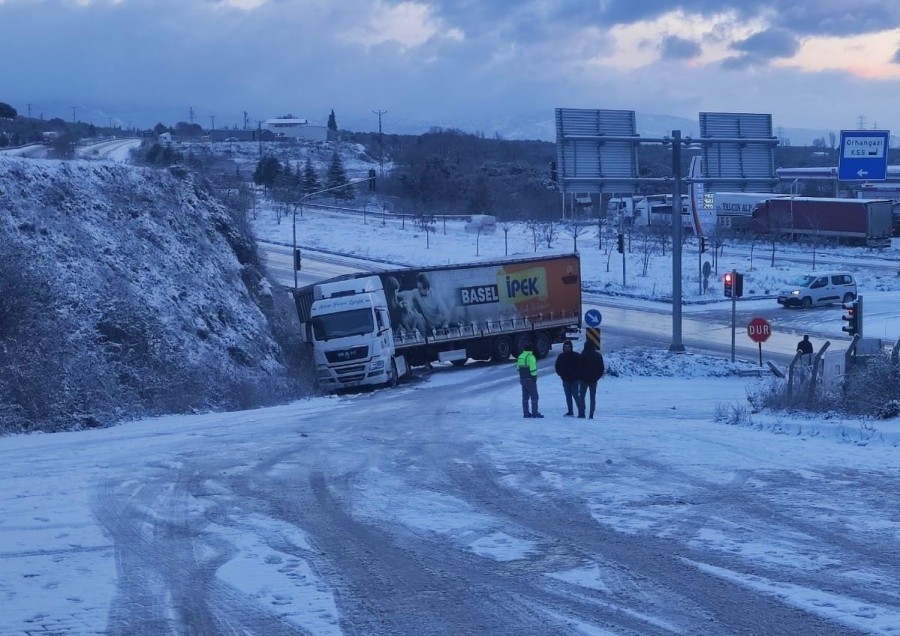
[4, 0, 900, 137]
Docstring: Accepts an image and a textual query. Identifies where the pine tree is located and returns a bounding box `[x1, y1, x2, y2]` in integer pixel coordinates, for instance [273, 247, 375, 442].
[325, 151, 354, 200]
[327, 109, 337, 131]
[253, 156, 282, 193]
[302, 156, 320, 194]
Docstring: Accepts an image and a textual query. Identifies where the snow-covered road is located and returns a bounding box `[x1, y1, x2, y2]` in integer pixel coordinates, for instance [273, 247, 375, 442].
[2, 351, 899, 634]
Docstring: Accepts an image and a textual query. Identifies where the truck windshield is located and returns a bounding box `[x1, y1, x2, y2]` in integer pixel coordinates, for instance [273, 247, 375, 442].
[312, 309, 375, 340]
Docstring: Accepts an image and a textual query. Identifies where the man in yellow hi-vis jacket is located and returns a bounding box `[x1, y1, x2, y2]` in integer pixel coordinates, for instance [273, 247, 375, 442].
[516, 337, 543, 418]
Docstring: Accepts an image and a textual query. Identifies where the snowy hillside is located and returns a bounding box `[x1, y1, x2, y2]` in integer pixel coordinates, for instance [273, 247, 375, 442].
[0, 156, 301, 433]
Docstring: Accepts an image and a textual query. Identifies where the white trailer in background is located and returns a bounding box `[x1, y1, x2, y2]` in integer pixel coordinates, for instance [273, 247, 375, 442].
[705, 192, 788, 230]
[607, 195, 693, 231]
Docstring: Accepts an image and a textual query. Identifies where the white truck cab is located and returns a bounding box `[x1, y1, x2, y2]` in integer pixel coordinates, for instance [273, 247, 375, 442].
[306, 276, 405, 390]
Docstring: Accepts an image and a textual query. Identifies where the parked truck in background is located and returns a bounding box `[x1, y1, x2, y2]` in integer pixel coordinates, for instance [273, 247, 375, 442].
[752, 197, 893, 248]
[857, 183, 900, 235]
[293, 254, 582, 391]
[705, 192, 787, 230]
[607, 195, 692, 231]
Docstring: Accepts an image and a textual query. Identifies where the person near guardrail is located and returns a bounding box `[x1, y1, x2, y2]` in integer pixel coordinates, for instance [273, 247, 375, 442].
[517, 337, 543, 419]
[797, 335, 814, 366]
[554, 340, 581, 417]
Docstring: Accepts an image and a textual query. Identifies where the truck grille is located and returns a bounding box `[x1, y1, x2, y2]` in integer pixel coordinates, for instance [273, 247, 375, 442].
[335, 364, 367, 383]
[325, 346, 369, 363]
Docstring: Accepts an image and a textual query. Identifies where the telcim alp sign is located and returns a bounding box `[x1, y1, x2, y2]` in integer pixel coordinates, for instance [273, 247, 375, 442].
[838, 130, 889, 181]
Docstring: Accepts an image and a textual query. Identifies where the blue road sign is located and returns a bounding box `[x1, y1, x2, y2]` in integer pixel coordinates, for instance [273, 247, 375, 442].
[838, 130, 889, 181]
[584, 309, 602, 327]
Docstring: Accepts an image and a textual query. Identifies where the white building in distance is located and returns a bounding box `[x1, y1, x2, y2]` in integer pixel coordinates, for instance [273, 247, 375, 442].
[263, 117, 329, 142]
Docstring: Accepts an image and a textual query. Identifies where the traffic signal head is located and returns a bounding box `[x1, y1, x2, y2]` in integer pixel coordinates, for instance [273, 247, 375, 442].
[723, 272, 733, 298]
[733, 272, 744, 298]
[616, 233, 625, 254]
[700, 236, 708, 253]
[842, 300, 859, 336]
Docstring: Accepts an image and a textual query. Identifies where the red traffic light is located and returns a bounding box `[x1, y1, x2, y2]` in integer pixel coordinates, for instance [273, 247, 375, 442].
[724, 273, 733, 283]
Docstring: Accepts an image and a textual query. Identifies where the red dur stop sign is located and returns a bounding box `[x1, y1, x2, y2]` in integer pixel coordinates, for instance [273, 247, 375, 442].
[747, 317, 771, 343]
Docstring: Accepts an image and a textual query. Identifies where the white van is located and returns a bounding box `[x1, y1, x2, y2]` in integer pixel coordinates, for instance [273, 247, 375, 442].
[777, 272, 857, 309]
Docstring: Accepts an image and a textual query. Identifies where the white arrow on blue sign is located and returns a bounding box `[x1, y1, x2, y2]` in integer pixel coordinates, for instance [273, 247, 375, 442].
[838, 130, 889, 181]
[584, 309, 602, 327]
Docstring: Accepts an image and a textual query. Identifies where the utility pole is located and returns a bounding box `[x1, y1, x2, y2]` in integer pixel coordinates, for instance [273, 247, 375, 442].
[856, 114, 866, 130]
[72, 106, 77, 123]
[189, 107, 195, 125]
[243, 111, 249, 130]
[373, 109, 387, 176]
[27, 103, 32, 119]
[257, 120, 263, 156]
[209, 115, 216, 131]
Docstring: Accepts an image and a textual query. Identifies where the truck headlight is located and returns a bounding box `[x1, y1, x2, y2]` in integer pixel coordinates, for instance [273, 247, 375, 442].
[370, 360, 385, 372]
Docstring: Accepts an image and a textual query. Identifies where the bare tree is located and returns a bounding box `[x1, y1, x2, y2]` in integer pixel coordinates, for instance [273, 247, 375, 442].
[563, 221, 590, 252]
[499, 221, 515, 256]
[596, 215, 606, 251]
[540, 220, 559, 249]
[524, 220, 541, 252]
[638, 229, 654, 277]
[415, 213, 436, 249]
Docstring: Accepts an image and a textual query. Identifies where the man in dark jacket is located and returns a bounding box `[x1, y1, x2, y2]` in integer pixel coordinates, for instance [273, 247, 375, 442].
[554, 340, 581, 416]
[577, 340, 605, 419]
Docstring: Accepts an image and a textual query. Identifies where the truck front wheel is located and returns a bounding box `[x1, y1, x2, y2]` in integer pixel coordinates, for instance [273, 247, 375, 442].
[492, 335, 512, 361]
[387, 360, 399, 388]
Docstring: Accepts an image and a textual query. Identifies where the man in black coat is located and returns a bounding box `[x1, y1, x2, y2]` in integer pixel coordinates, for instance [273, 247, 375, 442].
[577, 340, 605, 419]
[554, 340, 581, 416]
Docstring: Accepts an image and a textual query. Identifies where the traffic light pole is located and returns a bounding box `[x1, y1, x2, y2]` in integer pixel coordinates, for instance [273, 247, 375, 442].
[730, 269, 737, 362]
[291, 176, 372, 288]
[669, 130, 685, 353]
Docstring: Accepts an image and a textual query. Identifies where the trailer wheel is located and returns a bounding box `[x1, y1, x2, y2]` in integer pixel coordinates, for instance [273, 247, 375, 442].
[513, 333, 532, 357]
[492, 335, 512, 361]
[533, 331, 552, 359]
[801, 296, 812, 309]
[842, 292, 856, 304]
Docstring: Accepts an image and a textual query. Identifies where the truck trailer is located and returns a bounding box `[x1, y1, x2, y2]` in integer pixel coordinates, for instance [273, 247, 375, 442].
[293, 254, 582, 391]
[705, 192, 787, 230]
[752, 197, 893, 248]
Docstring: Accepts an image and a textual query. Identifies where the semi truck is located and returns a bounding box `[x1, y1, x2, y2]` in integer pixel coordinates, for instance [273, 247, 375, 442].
[292, 254, 583, 391]
[752, 197, 893, 248]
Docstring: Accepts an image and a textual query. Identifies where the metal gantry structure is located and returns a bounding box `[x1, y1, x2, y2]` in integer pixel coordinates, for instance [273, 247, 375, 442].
[555, 108, 779, 353]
